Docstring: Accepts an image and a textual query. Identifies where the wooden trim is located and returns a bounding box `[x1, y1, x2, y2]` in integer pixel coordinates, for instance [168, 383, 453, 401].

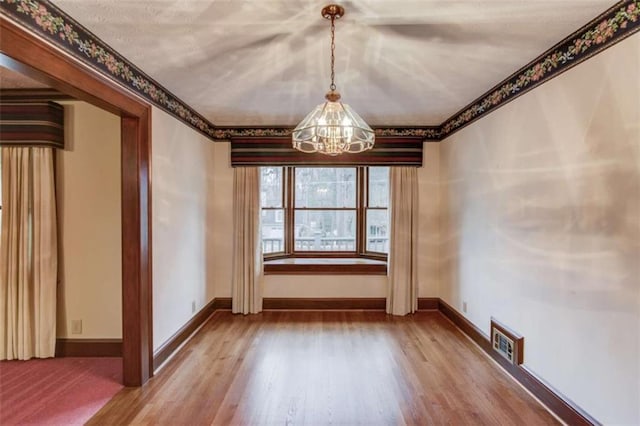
[417, 297, 439, 310]
[55, 339, 122, 357]
[437, 299, 600, 426]
[152, 295, 600, 425]
[285, 166, 294, 254]
[0, 27, 148, 116]
[121, 114, 153, 386]
[206, 298, 434, 311]
[357, 167, 366, 254]
[209, 297, 387, 311]
[438, 299, 492, 352]
[0, 88, 74, 101]
[0, 17, 153, 387]
[231, 137, 424, 166]
[0, 100, 65, 148]
[263, 298, 386, 310]
[264, 261, 387, 275]
[163, 296, 595, 424]
[153, 298, 217, 372]
[212, 297, 232, 310]
[266, 165, 389, 261]
[276, 253, 380, 259]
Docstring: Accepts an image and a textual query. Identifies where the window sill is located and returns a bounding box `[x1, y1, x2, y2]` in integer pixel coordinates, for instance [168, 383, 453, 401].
[263, 258, 387, 276]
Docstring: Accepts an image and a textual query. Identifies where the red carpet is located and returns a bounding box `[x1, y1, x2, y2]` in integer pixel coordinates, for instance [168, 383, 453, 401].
[0, 357, 123, 425]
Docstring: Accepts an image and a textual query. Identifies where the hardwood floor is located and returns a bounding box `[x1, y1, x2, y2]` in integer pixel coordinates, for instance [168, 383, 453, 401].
[88, 311, 557, 425]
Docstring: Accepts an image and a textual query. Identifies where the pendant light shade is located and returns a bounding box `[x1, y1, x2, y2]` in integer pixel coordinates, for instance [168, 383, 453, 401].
[292, 97, 375, 155]
[292, 4, 375, 156]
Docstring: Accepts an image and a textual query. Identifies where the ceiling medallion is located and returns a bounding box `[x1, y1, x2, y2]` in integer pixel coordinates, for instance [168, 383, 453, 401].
[292, 4, 375, 156]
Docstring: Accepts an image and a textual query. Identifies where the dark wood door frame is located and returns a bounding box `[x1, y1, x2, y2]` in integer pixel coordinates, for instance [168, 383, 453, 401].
[0, 17, 152, 386]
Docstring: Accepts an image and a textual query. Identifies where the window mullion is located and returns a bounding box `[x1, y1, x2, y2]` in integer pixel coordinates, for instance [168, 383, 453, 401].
[285, 167, 294, 255]
[274, 166, 389, 259]
[357, 167, 366, 255]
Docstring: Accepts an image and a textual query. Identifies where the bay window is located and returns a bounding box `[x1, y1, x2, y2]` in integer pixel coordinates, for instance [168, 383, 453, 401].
[260, 166, 389, 261]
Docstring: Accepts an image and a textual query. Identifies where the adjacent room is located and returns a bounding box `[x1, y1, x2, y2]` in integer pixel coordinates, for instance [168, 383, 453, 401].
[0, 1, 638, 425]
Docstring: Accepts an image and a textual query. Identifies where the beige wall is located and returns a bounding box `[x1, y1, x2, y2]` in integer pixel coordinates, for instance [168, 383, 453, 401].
[417, 142, 440, 297]
[263, 275, 387, 298]
[210, 142, 234, 298]
[56, 101, 122, 339]
[151, 106, 217, 351]
[439, 34, 639, 424]
[211, 142, 440, 299]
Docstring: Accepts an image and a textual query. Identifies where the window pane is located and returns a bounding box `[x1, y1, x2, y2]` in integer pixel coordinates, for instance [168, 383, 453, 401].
[294, 210, 356, 251]
[366, 209, 389, 253]
[261, 208, 284, 253]
[261, 167, 283, 208]
[368, 167, 389, 208]
[295, 168, 356, 208]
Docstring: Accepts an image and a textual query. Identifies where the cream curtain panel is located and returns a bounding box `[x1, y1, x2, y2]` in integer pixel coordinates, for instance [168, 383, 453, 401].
[231, 167, 263, 315]
[387, 167, 419, 316]
[0, 147, 58, 360]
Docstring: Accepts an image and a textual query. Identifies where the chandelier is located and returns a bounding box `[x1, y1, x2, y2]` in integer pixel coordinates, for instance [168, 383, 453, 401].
[292, 4, 375, 156]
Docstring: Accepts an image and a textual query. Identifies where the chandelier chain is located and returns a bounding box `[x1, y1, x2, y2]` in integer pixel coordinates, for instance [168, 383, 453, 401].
[330, 16, 336, 91]
[292, 4, 375, 156]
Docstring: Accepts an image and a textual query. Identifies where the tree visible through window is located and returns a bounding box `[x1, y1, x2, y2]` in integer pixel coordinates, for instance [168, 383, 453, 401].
[260, 166, 389, 258]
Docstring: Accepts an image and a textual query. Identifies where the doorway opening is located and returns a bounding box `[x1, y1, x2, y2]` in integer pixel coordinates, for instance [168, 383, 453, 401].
[1, 18, 153, 386]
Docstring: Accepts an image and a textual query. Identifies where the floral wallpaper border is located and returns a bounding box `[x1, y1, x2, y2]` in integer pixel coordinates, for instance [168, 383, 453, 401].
[0, 0, 441, 140]
[0, 0, 221, 139]
[210, 126, 442, 140]
[440, 0, 640, 138]
[1, 0, 638, 142]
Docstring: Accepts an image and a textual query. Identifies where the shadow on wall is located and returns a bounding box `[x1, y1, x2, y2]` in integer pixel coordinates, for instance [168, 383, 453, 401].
[55, 103, 75, 338]
[437, 35, 640, 423]
[208, 142, 234, 300]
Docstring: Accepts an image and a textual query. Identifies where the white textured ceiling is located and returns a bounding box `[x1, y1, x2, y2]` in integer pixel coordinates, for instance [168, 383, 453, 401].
[50, 0, 615, 126]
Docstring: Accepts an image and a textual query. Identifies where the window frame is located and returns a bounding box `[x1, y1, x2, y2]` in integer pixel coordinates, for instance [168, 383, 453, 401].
[261, 166, 388, 262]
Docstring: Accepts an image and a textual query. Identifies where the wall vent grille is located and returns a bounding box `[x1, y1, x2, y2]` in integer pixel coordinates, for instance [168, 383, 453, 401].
[490, 319, 524, 365]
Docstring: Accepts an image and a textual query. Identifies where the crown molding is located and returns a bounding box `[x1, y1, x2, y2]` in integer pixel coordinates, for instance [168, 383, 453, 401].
[1, 0, 638, 143]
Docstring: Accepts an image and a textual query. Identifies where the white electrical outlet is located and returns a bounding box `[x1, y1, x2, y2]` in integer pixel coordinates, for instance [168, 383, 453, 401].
[191, 300, 196, 313]
[71, 319, 82, 335]
[462, 301, 468, 313]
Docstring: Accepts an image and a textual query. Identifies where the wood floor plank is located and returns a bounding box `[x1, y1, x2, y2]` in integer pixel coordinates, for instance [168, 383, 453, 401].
[88, 311, 558, 425]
